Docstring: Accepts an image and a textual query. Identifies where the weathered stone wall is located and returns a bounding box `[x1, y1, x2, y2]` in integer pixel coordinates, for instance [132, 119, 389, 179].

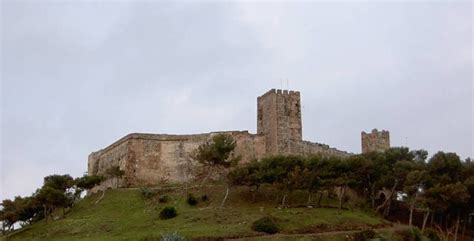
[88, 131, 266, 187]
[257, 89, 302, 155]
[361, 129, 390, 153]
[88, 89, 374, 189]
[257, 90, 278, 153]
[87, 137, 128, 178]
[300, 140, 351, 158]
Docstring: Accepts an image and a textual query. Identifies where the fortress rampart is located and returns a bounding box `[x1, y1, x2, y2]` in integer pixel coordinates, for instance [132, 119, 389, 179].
[88, 89, 375, 188]
[88, 131, 266, 187]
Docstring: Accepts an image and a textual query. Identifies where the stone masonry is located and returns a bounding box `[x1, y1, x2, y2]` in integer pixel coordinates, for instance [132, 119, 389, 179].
[88, 131, 265, 187]
[257, 89, 302, 155]
[361, 129, 390, 153]
[88, 89, 384, 188]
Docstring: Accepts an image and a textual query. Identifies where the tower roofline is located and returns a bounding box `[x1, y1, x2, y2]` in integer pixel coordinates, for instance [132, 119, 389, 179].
[258, 89, 300, 99]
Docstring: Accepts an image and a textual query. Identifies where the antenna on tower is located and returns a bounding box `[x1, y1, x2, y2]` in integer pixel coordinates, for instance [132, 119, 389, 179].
[286, 79, 289, 90]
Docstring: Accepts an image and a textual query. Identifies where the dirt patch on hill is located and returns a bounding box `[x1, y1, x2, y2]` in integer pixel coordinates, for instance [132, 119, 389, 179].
[286, 222, 389, 234]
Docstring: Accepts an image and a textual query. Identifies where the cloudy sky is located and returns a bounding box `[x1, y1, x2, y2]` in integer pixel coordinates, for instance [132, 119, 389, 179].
[1, 1, 472, 200]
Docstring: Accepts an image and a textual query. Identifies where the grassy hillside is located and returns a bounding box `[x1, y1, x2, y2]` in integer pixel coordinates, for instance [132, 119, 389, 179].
[5, 185, 393, 241]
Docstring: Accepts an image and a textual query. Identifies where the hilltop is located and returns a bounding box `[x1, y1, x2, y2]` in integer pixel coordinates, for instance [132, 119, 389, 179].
[4, 184, 403, 241]
[3, 147, 473, 240]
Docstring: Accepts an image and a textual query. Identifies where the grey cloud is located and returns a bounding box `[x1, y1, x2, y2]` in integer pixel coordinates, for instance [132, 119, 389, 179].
[1, 1, 472, 200]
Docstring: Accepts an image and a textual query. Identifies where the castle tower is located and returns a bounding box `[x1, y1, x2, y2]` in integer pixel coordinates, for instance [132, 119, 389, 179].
[257, 89, 302, 155]
[361, 129, 390, 153]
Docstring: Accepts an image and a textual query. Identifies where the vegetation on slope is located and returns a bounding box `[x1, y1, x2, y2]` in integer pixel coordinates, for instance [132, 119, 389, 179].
[4, 185, 390, 241]
[2, 134, 473, 240]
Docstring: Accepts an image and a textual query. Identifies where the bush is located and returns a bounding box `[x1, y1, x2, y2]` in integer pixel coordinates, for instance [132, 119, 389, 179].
[424, 228, 440, 241]
[159, 195, 169, 203]
[186, 194, 198, 206]
[75, 175, 104, 190]
[161, 232, 185, 241]
[251, 216, 279, 234]
[353, 229, 376, 241]
[201, 194, 209, 202]
[140, 187, 157, 200]
[159, 206, 177, 220]
[396, 228, 422, 241]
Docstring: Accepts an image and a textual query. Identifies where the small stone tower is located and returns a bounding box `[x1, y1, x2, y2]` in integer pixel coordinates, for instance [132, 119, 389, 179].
[361, 129, 390, 153]
[257, 89, 302, 155]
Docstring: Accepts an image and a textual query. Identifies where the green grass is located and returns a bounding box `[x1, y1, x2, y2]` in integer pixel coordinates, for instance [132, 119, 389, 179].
[5, 185, 389, 241]
[241, 233, 348, 241]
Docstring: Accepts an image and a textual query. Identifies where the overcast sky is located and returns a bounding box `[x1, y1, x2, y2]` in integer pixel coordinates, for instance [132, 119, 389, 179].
[1, 1, 472, 200]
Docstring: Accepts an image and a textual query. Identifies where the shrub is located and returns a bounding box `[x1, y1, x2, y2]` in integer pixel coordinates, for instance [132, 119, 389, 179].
[140, 187, 157, 200]
[186, 194, 198, 206]
[353, 229, 376, 241]
[424, 228, 440, 241]
[396, 227, 422, 241]
[161, 232, 185, 241]
[159, 206, 177, 220]
[75, 175, 104, 190]
[412, 228, 422, 241]
[159, 195, 169, 203]
[251, 216, 279, 234]
[201, 194, 209, 202]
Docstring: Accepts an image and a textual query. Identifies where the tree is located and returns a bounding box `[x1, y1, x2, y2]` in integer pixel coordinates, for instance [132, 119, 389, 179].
[302, 159, 322, 207]
[74, 175, 104, 199]
[411, 149, 428, 164]
[75, 175, 104, 190]
[331, 159, 354, 211]
[264, 156, 304, 207]
[399, 150, 429, 227]
[425, 183, 470, 241]
[310, 156, 337, 207]
[105, 166, 125, 188]
[35, 186, 71, 220]
[1, 199, 18, 231]
[228, 160, 265, 202]
[375, 147, 416, 218]
[43, 174, 74, 192]
[195, 134, 239, 168]
[462, 176, 474, 238]
[194, 134, 240, 208]
[427, 152, 463, 186]
[282, 165, 307, 207]
[1, 174, 82, 230]
[11, 196, 42, 226]
[33, 174, 76, 220]
[404, 169, 428, 226]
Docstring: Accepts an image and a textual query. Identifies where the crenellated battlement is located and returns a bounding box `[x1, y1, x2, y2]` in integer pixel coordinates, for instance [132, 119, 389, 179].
[362, 128, 389, 136]
[300, 140, 352, 157]
[258, 89, 300, 99]
[257, 88, 302, 154]
[88, 88, 383, 189]
[361, 128, 390, 153]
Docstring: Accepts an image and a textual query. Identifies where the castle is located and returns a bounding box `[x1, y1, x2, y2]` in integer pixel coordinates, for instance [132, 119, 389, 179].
[88, 89, 390, 187]
[361, 129, 390, 154]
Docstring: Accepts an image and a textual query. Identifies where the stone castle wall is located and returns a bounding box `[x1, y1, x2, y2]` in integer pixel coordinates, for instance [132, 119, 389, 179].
[300, 141, 351, 157]
[88, 131, 266, 187]
[361, 129, 390, 153]
[88, 89, 362, 189]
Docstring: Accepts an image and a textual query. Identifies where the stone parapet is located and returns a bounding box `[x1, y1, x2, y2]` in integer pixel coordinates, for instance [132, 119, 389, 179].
[88, 131, 266, 187]
[300, 140, 351, 158]
[87, 89, 385, 190]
